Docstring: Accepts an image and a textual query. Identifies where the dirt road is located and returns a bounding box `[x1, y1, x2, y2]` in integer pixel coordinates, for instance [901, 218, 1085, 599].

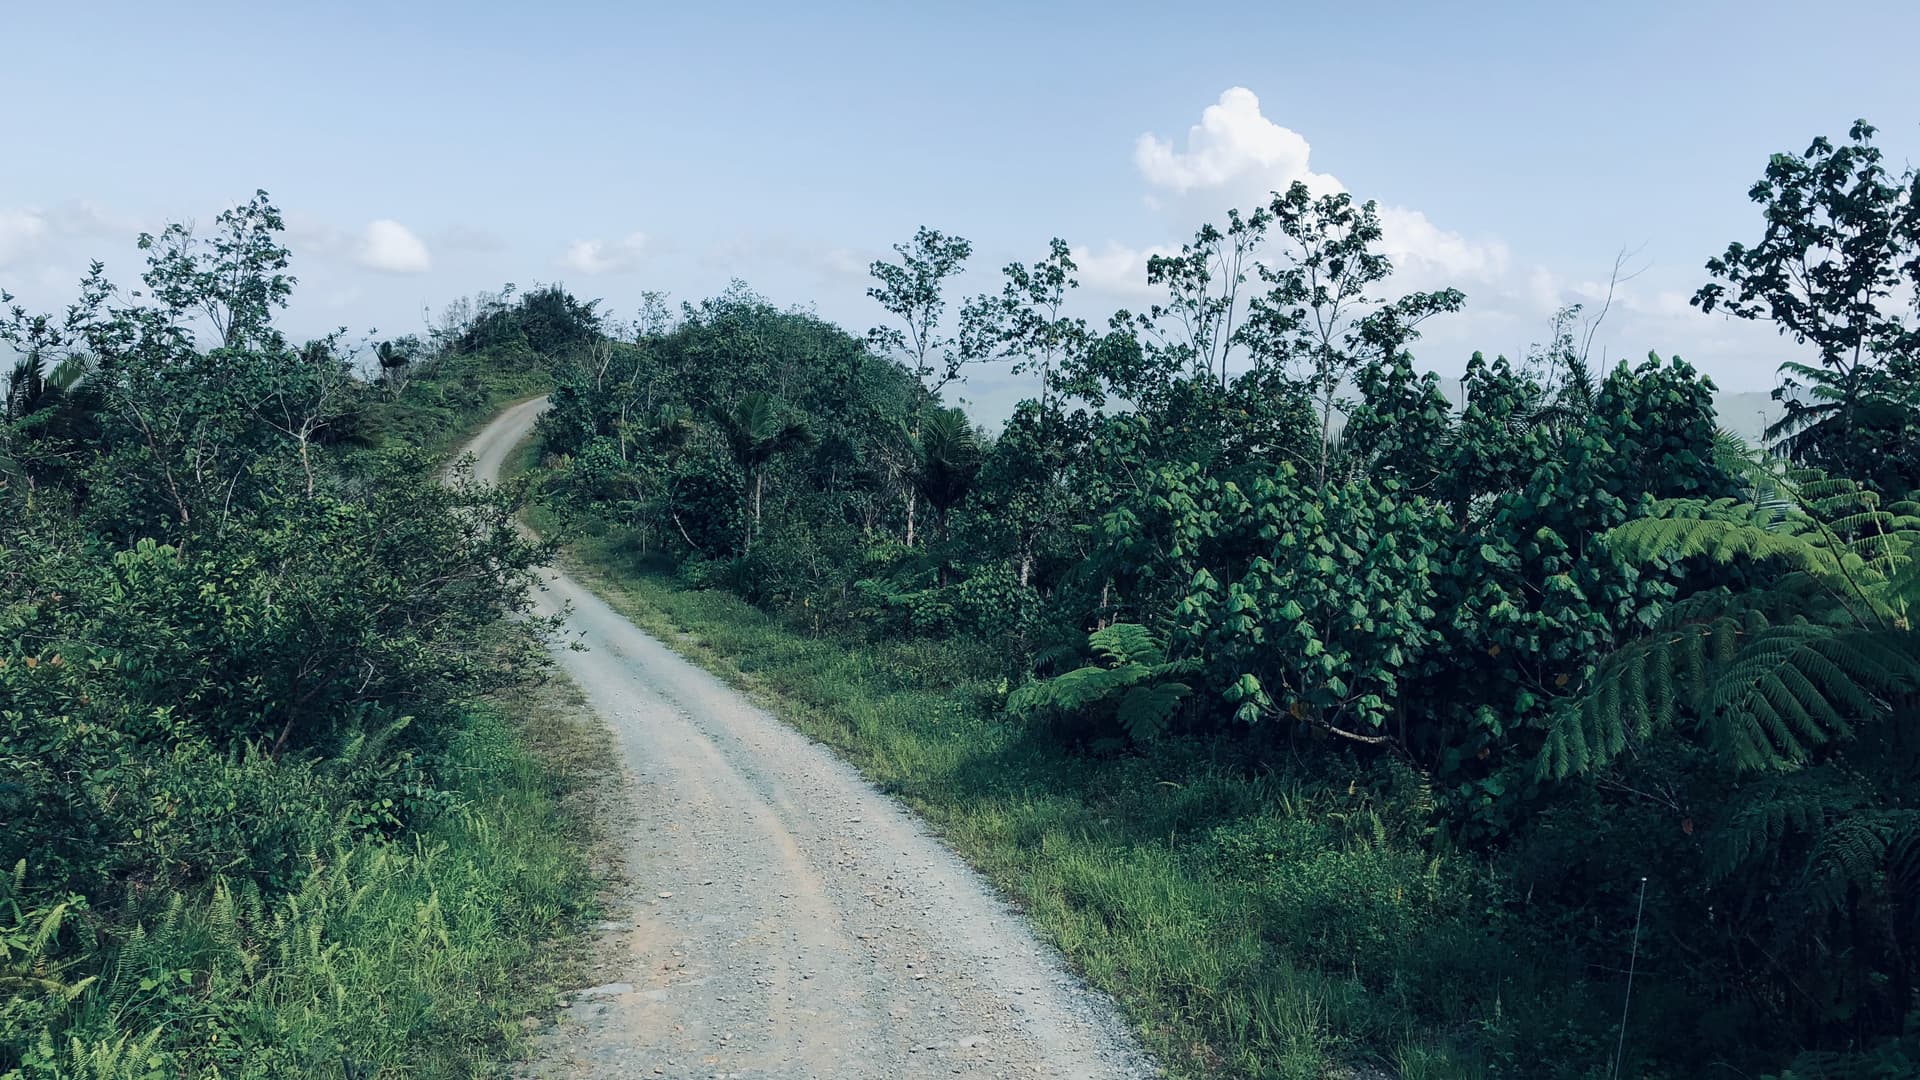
[463, 397, 1158, 1080]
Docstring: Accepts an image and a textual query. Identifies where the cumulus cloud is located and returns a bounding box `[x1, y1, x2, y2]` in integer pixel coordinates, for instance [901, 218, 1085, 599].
[1060, 88, 1808, 394]
[1376, 206, 1510, 286]
[564, 232, 649, 275]
[357, 219, 432, 274]
[1122, 88, 1507, 290]
[1134, 88, 1342, 198]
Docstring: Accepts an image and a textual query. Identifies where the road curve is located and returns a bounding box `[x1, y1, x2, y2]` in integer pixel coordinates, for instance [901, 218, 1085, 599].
[463, 397, 1158, 1080]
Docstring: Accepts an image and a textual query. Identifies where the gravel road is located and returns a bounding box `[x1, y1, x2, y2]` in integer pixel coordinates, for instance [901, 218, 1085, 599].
[464, 397, 1159, 1080]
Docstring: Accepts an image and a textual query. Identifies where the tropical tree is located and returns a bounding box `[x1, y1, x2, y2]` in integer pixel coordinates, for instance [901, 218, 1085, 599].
[136, 189, 294, 350]
[960, 239, 1091, 415]
[374, 339, 413, 390]
[1694, 120, 1920, 493]
[1122, 207, 1271, 390]
[3, 354, 88, 423]
[867, 226, 975, 393]
[904, 406, 981, 583]
[711, 392, 815, 549]
[1236, 181, 1465, 486]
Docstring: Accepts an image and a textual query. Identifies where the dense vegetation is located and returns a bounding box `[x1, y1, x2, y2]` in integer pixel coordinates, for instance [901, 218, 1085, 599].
[525, 123, 1920, 1077]
[0, 201, 599, 1078]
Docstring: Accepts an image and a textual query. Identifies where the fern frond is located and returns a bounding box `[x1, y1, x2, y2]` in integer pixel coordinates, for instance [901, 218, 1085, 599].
[1088, 622, 1165, 666]
[1705, 771, 1859, 883]
[1607, 511, 1848, 582]
[1538, 614, 1733, 778]
[1117, 682, 1190, 741]
[1542, 614, 1914, 777]
[1704, 623, 1918, 770]
[1804, 813, 1899, 917]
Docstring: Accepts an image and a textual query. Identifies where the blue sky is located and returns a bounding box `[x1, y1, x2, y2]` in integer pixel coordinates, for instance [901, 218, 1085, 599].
[5, 0, 1918, 420]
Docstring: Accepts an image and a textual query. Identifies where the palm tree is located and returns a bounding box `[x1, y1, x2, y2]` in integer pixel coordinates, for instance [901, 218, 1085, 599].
[711, 392, 815, 550]
[3, 354, 89, 423]
[906, 406, 981, 583]
[649, 403, 696, 459]
[374, 340, 412, 391]
[907, 407, 980, 537]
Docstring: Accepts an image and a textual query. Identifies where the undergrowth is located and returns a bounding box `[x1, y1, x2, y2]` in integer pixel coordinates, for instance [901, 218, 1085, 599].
[3, 688, 605, 1080]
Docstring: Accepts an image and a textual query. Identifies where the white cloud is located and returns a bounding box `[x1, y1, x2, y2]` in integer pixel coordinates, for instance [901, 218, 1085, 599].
[1125, 89, 1508, 289]
[1134, 87, 1341, 197]
[1072, 241, 1176, 298]
[1087, 89, 1803, 392]
[563, 232, 649, 275]
[357, 219, 432, 274]
[1377, 206, 1509, 285]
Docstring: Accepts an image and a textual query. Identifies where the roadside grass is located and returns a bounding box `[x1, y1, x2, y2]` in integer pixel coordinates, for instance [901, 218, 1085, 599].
[10, 679, 610, 1080]
[533, 518, 1622, 1080]
[367, 347, 554, 458]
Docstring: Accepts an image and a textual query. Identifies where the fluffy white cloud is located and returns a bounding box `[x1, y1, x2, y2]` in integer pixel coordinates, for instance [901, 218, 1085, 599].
[1134, 88, 1341, 197]
[564, 232, 649, 275]
[357, 219, 432, 274]
[1124, 88, 1508, 289]
[1376, 206, 1510, 286]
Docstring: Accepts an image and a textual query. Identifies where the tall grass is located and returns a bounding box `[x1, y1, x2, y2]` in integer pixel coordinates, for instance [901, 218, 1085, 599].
[4, 695, 602, 1080]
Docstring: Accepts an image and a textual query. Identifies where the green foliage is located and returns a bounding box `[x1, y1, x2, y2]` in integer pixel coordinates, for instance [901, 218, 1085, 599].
[2, 706, 595, 1080]
[512, 120, 1920, 1076]
[1537, 453, 1920, 1057]
[1543, 481, 1920, 777]
[1008, 623, 1196, 743]
[0, 195, 583, 1078]
[866, 227, 977, 392]
[1695, 120, 1920, 495]
[1013, 624, 1183, 740]
[710, 391, 817, 548]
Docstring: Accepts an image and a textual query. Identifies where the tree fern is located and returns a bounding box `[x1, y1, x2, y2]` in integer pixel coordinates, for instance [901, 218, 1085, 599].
[1704, 770, 1862, 885]
[1008, 622, 1194, 741]
[1541, 467, 1919, 778]
[1088, 622, 1165, 667]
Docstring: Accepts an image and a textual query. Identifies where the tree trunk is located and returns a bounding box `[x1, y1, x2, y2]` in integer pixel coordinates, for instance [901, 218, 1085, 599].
[1318, 389, 1335, 488]
[298, 437, 315, 498]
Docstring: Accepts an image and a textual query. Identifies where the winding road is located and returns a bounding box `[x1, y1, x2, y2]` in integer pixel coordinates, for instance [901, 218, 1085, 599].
[464, 397, 1157, 1080]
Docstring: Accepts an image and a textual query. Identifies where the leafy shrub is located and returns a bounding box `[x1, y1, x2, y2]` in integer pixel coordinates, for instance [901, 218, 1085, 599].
[1008, 623, 1196, 743]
